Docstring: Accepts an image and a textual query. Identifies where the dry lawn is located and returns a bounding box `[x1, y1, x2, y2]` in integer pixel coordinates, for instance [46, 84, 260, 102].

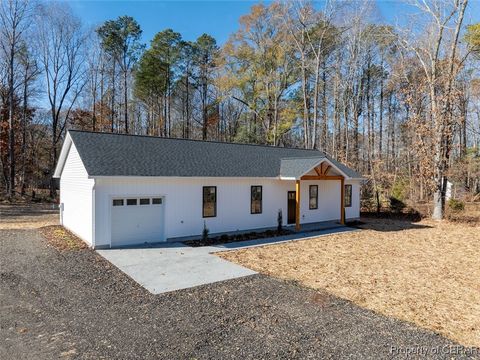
[218, 218, 480, 348]
[0, 203, 58, 229]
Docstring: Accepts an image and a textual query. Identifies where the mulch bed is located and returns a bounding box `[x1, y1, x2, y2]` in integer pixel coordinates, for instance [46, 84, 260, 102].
[183, 228, 294, 247]
[39, 225, 88, 251]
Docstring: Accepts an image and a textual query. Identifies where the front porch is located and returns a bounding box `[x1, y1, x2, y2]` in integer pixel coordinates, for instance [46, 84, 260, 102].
[281, 159, 346, 231]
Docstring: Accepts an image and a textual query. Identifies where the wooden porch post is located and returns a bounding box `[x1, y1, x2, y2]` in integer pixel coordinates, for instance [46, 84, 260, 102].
[295, 180, 301, 231]
[340, 177, 345, 225]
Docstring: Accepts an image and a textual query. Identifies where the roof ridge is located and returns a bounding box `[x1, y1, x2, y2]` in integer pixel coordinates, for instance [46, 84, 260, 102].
[68, 129, 322, 152]
[280, 155, 325, 160]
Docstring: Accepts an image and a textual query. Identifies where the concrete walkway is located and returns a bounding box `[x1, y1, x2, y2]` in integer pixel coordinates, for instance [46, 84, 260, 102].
[97, 226, 356, 295]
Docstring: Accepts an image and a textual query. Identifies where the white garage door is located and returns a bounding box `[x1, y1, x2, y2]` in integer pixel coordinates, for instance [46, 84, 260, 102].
[111, 196, 164, 247]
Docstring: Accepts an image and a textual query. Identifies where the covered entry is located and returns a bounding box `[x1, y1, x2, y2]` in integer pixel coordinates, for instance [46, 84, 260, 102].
[287, 191, 296, 224]
[110, 196, 164, 247]
[280, 157, 348, 231]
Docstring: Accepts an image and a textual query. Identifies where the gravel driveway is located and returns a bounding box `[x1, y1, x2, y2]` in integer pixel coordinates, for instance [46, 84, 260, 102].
[1, 228, 477, 359]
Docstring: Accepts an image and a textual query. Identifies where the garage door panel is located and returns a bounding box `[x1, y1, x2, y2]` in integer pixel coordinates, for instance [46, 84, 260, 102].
[111, 197, 164, 247]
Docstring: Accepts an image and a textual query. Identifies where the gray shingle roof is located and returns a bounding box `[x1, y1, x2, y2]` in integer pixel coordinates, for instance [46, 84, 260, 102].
[67, 130, 362, 179]
[279, 157, 325, 178]
[324, 155, 363, 179]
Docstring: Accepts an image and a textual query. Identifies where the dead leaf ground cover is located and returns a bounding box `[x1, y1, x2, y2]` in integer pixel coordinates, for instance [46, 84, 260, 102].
[39, 225, 88, 251]
[218, 218, 480, 348]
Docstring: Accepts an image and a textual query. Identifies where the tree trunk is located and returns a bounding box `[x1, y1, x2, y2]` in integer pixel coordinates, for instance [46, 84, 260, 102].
[185, 70, 190, 138]
[202, 71, 208, 141]
[7, 30, 16, 198]
[321, 60, 327, 152]
[301, 56, 310, 149]
[100, 64, 104, 130]
[21, 67, 29, 196]
[111, 59, 116, 132]
[124, 65, 128, 133]
[49, 120, 58, 199]
[378, 59, 384, 158]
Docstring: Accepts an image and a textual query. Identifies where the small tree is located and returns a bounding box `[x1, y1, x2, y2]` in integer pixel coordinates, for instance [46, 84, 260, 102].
[202, 221, 209, 241]
[447, 199, 465, 213]
[277, 209, 283, 233]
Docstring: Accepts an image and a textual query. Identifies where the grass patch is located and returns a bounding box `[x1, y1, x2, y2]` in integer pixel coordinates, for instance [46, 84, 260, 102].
[40, 225, 87, 251]
[218, 218, 480, 348]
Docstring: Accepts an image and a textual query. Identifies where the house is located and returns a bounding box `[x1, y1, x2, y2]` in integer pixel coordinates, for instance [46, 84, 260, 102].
[53, 130, 363, 248]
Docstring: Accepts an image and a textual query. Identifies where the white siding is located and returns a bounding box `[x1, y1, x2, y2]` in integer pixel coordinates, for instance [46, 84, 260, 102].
[345, 180, 361, 219]
[59, 143, 94, 245]
[301, 180, 342, 223]
[93, 176, 355, 247]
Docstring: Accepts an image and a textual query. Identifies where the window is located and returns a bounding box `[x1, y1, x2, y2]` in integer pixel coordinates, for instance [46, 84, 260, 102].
[251, 186, 262, 214]
[139, 198, 150, 205]
[126, 198, 137, 206]
[309, 185, 318, 209]
[112, 199, 124, 206]
[152, 198, 162, 205]
[203, 186, 216, 218]
[344, 185, 352, 208]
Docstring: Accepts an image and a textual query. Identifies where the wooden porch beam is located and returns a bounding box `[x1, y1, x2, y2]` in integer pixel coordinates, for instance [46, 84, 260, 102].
[340, 177, 345, 225]
[295, 180, 301, 231]
[300, 175, 344, 181]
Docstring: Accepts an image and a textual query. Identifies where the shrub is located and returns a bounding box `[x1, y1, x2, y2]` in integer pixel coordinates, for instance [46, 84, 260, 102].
[391, 178, 409, 202]
[220, 234, 229, 242]
[448, 199, 465, 212]
[277, 209, 283, 233]
[389, 196, 406, 213]
[360, 181, 375, 212]
[202, 221, 209, 241]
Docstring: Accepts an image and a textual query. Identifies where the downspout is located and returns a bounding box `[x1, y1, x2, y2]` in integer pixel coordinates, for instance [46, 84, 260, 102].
[92, 180, 96, 249]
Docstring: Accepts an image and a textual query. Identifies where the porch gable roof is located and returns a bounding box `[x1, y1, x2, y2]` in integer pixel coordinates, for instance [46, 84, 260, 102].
[279, 156, 361, 180]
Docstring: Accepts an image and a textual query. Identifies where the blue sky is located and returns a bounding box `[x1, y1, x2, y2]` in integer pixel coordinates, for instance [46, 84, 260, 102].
[69, 0, 258, 45]
[68, 0, 480, 46]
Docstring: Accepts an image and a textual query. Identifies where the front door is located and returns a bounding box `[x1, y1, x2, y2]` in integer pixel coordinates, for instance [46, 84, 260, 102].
[287, 191, 296, 224]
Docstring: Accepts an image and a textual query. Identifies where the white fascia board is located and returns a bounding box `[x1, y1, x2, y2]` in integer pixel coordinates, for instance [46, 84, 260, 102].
[300, 158, 351, 179]
[53, 133, 72, 178]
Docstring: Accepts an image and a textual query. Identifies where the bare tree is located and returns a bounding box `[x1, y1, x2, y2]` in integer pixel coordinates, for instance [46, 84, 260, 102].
[35, 2, 87, 197]
[399, 0, 469, 219]
[18, 43, 39, 195]
[0, 0, 32, 197]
